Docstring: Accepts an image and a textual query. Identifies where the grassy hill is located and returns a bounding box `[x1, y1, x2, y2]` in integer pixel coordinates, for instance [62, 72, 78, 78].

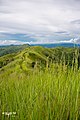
[0, 46, 79, 70]
[0, 46, 80, 120]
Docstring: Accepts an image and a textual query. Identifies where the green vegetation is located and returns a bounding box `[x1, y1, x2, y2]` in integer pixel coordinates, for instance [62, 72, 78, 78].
[0, 46, 80, 69]
[0, 44, 29, 57]
[0, 46, 80, 120]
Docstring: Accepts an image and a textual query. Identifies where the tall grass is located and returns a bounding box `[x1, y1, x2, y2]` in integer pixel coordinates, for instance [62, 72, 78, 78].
[0, 49, 80, 120]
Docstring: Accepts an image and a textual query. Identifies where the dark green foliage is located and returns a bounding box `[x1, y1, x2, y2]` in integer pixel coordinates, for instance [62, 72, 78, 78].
[0, 54, 15, 68]
[0, 44, 29, 56]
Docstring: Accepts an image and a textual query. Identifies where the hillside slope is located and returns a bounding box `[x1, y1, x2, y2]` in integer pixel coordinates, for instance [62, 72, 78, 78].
[0, 46, 79, 74]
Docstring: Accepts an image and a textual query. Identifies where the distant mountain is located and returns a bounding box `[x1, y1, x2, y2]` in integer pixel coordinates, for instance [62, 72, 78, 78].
[31, 43, 80, 48]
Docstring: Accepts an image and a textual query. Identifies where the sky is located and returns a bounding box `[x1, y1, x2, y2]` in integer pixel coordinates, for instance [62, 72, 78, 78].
[0, 0, 80, 45]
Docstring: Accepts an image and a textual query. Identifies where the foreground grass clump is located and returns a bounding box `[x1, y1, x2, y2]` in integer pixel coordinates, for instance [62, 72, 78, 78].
[0, 63, 80, 120]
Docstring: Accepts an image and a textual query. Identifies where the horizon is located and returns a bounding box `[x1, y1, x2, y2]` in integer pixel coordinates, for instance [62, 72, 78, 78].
[0, 42, 80, 47]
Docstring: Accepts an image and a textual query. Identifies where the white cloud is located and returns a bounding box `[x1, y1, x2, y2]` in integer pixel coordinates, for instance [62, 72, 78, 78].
[0, 40, 28, 45]
[60, 37, 80, 44]
[73, 37, 80, 43]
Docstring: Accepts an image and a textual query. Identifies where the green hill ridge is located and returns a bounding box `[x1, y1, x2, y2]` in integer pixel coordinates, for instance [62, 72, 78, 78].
[0, 46, 79, 70]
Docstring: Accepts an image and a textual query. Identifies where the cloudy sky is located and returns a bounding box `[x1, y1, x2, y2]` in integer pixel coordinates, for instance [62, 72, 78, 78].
[0, 0, 80, 45]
